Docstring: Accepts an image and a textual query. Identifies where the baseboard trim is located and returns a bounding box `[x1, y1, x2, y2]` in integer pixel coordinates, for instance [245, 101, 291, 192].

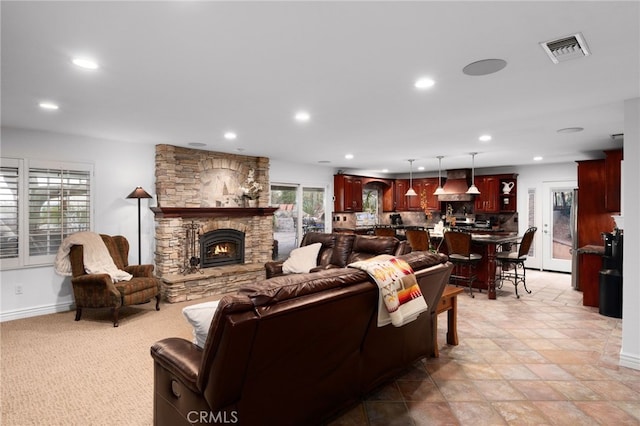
[619, 351, 640, 371]
[0, 302, 73, 322]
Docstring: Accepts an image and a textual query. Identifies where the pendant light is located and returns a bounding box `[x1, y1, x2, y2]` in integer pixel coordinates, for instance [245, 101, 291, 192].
[433, 156, 445, 195]
[405, 159, 417, 196]
[466, 152, 481, 194]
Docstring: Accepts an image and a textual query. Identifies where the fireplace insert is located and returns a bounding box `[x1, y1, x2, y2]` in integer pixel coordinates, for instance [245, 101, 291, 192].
[200, 229, 245, 267]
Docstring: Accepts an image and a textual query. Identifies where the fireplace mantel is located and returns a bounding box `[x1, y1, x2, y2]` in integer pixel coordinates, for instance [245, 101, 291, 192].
[151, 207, 278, 218]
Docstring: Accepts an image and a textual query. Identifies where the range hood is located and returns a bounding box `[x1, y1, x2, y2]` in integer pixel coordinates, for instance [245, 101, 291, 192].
[437, 169, 475, 201]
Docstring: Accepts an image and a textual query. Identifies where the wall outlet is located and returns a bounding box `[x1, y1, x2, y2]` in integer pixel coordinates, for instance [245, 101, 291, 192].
[15, 284, 23, 295]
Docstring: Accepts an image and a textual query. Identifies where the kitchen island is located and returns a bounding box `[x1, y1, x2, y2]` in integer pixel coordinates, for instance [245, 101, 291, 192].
[431, 232, 519, 299]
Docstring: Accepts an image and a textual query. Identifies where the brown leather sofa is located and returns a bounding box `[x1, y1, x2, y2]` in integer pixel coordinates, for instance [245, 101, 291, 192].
[151, 250, 452, 425]
[265, 232, 411, 278]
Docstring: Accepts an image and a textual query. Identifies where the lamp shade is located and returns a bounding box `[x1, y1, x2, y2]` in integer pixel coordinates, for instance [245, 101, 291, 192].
[126, 187, 152, 199]
[465, 152, 481, 195]
[466, 184, 481, 195]
[405, 159, 417, 196]
[434, 155, 445, 195]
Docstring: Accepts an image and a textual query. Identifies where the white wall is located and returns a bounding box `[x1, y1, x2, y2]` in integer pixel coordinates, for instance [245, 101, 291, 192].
[621, 98, 640, 370]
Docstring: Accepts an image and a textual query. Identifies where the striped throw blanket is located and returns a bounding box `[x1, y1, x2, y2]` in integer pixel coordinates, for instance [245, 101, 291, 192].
[349, 255, 428, 327]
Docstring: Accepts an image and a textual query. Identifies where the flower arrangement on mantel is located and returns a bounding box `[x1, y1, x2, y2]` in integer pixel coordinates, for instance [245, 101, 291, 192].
[240, 168, 263, 201]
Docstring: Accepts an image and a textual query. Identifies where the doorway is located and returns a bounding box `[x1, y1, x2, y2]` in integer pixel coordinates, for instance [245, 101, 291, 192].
[541, 181, 576, 272]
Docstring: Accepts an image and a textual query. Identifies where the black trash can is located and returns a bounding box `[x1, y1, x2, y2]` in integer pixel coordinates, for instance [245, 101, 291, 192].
[599, 269, 622, 318]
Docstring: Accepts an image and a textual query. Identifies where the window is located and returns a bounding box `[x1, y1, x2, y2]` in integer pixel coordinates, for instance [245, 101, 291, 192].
[0, 160, 19, 263]
[0, 158, 94, 269]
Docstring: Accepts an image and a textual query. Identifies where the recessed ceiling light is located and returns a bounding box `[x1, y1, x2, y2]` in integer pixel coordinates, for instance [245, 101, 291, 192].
[345, 154, 354, 160]
[533, 156, 543, 161]
[39, 102, 59, 110]
[479, 134, 492, 142]
[294, 111, 310, 122]
[418, 166, 425, 171]
[382, 169, 389, 173]
[557, 127, 584, 133]
[72, 57, 99, 70]
[463, 59, 507, 76]
[414, 77, 435, 89]
[224, 131, 237, 140]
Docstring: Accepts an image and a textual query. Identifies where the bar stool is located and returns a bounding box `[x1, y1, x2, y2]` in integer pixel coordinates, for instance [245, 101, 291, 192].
[374, 226, 396, 237]
[405, 227, 430, 252]
[496, 227, 537, 298]
[444, 230, 482, 298]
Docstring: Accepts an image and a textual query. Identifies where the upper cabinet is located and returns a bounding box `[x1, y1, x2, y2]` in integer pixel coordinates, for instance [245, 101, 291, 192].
[407, 178, 440, 212]
[604, 149, 623, 212]
[392, 179, 408, 212]
[474, 176, 500, 213]
[474, 174, 517, 213]
[333, 174, 363, 212]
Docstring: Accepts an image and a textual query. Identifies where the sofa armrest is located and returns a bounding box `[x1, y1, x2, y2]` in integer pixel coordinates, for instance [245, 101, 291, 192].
[265, 260, 284, 278]
[151, 337, 203, 394]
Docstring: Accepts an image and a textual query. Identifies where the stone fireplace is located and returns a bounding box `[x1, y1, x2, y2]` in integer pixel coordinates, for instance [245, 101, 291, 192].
[153, 145, 275, 302]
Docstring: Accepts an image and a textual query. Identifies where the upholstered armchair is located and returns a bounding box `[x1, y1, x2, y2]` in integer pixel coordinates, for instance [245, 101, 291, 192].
[69, 234, 160, 327]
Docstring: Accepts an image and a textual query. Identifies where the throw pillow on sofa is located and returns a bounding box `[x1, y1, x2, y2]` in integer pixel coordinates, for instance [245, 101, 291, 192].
[182, 300, 220, 348]
[282, 242, 322, 274]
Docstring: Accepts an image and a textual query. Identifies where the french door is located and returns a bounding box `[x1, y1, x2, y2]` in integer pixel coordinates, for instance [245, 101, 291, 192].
[270, 184, 326, 261]
[541, 181, 576, 272]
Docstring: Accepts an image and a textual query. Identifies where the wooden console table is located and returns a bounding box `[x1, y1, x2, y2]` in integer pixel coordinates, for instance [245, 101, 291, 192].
[433, 285, 464, 357]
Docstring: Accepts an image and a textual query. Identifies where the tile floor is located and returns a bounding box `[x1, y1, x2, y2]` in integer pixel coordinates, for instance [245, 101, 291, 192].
[327, 270, 640, 425]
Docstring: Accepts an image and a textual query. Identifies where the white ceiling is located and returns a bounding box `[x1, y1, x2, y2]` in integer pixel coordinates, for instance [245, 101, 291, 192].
[1, 1, 638, 173]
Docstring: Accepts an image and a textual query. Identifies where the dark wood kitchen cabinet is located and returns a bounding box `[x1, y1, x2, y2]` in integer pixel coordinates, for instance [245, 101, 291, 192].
[474, 176, 500, 213]
[333, 174, 363, 212]
[415, 178, 440, 211]
[474, 174, 518, 213]
[576, 159, 616, 307]
[407, 179, 423, 211]
[604, 149, 623, 212]
[394, 179, 408, 211]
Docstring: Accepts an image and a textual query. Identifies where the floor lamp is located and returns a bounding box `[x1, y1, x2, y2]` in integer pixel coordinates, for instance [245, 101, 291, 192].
[126, 186, 152, 265]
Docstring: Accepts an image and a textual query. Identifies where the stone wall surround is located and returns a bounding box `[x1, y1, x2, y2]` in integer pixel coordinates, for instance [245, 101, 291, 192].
[154, 144, 272, 302]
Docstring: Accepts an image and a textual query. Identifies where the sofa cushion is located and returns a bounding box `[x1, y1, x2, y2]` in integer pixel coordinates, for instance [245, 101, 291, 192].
[347, 235, 400, 263]
[282, 242, 322, 274]
[182, 300, 220, 348]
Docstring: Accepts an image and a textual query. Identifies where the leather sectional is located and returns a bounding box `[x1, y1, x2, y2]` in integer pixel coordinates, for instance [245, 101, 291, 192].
[151, 234, 452, 425]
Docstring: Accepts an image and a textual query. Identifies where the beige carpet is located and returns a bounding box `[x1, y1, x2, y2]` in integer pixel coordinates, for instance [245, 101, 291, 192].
[1, 295, 222, 426]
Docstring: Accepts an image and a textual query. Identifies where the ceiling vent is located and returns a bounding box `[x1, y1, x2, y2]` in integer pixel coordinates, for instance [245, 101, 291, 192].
[540, 32, 590, 64]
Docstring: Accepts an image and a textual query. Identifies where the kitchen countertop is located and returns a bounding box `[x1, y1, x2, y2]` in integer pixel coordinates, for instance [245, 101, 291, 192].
[576, 245, 605, 255]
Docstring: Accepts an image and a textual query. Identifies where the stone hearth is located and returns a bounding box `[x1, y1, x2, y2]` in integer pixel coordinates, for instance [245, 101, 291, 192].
[154, 145, 274, 302]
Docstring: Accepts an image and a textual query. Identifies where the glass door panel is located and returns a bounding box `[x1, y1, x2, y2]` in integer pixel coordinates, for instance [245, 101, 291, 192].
[542, 181, 576, 272]
[271, 185, 298, 261]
